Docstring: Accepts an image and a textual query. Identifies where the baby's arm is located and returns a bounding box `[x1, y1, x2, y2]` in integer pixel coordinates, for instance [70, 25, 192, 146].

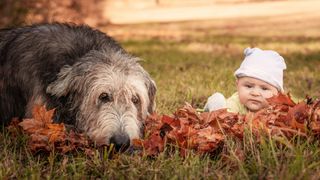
[204, 92, 227, 112]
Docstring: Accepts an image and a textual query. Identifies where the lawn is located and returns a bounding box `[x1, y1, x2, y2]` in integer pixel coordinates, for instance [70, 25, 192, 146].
[1, 17, 320, 179]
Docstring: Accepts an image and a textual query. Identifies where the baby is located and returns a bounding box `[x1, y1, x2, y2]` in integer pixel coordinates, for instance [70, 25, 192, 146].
[204, 47, 287, 114]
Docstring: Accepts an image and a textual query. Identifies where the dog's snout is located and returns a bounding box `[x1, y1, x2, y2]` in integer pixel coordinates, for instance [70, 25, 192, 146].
[110, 133, 130, 151]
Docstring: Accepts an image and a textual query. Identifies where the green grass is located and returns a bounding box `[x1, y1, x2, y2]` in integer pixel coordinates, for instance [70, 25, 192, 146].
[2, 23, 320, 179]
[125, 35, 320, 114]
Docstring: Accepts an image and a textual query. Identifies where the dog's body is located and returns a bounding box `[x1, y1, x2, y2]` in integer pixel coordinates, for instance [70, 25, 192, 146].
[0, 23, 156, 148]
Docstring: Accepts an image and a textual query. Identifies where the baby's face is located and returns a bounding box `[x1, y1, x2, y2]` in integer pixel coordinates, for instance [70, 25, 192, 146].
[236, 77, 279, 112]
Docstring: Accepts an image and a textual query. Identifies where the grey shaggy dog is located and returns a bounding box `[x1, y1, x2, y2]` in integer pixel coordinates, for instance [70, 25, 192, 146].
[0, 23, 156, 149]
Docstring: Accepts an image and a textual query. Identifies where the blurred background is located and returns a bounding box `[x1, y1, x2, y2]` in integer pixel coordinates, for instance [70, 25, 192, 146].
[1, 0, 319, 27]
[1, 0, 319, 40]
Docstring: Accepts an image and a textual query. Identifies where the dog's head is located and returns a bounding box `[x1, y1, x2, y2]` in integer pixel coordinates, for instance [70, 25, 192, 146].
[47, 50, 156, 150]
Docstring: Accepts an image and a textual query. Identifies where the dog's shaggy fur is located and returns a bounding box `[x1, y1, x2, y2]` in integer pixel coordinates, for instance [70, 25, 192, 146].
[0, 23, 156, 149]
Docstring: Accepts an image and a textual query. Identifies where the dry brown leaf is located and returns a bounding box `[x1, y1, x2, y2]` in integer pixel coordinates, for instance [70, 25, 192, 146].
[16, 105, 92, 154]
[134, 94, 320, 157]
[9, 94, 320, 157]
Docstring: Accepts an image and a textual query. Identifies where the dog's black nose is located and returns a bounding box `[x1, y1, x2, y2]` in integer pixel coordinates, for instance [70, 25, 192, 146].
[110, 133, 130, 151]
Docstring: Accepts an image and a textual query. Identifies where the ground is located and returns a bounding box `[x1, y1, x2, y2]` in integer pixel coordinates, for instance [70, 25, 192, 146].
[104, 0, 320, 40]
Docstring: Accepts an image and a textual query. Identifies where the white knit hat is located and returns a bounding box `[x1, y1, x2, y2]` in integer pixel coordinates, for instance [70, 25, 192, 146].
[234, 47, 287, 92]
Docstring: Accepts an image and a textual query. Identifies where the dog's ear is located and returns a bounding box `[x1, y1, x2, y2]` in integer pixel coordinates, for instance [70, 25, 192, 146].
[146, 78, 157, 114]
[47, 62, 92, 97]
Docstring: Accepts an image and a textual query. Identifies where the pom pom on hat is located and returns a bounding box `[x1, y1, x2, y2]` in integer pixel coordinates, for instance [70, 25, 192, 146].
[234, 47, 287, 92]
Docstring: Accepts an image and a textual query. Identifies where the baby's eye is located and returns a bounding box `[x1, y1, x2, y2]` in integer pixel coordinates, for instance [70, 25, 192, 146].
[245, 84, 252, 88]
[261, 87, 269, 91]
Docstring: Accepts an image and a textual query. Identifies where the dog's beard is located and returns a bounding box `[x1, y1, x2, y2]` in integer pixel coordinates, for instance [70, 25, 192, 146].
[78, 104, 143, 145]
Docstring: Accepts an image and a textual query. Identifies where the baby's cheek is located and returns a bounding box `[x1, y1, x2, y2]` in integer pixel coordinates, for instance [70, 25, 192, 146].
[238, 94, 248, 105]
[263, 91, 276, 99]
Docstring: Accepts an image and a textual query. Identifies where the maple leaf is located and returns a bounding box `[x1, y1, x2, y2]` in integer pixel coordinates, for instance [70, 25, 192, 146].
[132, 132, 165, 156]
[286, 102, 309, 132]
[136, 94, 320, 157]
[14, 94, 320, 157]
[308, 99, 320, 134]
[267, 93, 296, 107]
[16, 105, 92, 154]
[145, 113, 163, 133]
[134, 103, 227, 156]
[19, 105, 56, 134]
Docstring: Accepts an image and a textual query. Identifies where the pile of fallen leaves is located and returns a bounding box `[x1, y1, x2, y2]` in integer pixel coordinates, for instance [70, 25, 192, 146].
[133, 94, 320, 156]
[8, 105, 93, 154]
[6, 93, 320, 157]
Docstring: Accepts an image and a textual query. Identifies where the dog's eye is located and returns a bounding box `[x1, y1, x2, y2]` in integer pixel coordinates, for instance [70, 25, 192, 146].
[99, 93, 113, 103]
[132, 96, 140, 104]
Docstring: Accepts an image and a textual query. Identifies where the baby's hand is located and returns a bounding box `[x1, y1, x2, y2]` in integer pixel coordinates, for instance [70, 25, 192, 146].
[204, 92, 226, 112]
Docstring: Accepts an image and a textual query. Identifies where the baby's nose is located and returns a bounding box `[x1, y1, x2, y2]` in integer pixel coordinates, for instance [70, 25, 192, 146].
[250, 88, 261, 96]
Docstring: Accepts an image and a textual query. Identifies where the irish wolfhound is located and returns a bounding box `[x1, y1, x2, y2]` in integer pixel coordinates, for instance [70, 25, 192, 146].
[0, 23, 156, 150]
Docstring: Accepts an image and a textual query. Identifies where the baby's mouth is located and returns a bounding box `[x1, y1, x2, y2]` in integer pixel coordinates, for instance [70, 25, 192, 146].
[249, 99, 261, 104]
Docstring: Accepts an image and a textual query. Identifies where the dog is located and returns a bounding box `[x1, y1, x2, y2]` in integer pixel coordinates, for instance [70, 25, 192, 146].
[0, 23, 156, 150]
